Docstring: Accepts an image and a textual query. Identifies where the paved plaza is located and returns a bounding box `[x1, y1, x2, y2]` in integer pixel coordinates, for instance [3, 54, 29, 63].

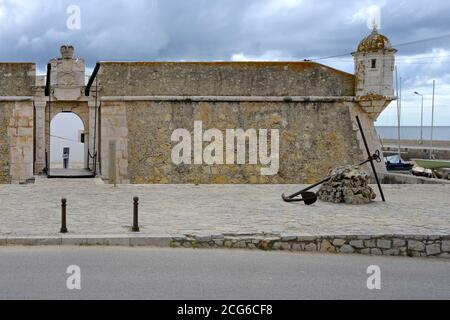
[0, 177, 449, 237]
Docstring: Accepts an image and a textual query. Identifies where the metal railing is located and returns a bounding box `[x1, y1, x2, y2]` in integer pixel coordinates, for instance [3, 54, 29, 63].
[88, 150, 98, 175]
[86, 62, 101, 177]
[44, 63, 52, 176]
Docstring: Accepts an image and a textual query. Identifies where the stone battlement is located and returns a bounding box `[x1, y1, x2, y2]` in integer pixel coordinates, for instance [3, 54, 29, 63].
[97, 61, 355, 97]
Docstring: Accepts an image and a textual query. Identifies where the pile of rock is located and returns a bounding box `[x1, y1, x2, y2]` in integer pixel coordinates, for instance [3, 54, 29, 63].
[318, 165, 376, 205]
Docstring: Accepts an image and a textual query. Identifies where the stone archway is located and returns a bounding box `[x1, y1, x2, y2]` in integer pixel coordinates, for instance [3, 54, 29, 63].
[31, 45, 99, 177]
[45, 101, 90, 170]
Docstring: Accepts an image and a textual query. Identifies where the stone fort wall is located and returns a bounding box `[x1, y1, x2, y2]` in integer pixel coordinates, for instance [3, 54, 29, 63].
[97, 62, 372, 184]
[0, 63, 35, 96]
[0, 63, 35, 184]
[128, 100, 361, 184]
[0, 59, 387, 185]
[0, 102, 13, 183]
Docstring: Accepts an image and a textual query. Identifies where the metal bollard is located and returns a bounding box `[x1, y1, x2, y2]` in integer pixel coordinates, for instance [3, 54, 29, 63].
[60, 198, 68, 234]
[132, 197, 140, 232]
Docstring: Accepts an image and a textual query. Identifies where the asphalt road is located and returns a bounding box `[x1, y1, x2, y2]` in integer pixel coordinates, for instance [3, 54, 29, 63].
[0, 247, 448, 300]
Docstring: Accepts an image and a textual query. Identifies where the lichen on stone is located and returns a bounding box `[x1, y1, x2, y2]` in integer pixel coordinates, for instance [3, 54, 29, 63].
[317, 165, 376, 204]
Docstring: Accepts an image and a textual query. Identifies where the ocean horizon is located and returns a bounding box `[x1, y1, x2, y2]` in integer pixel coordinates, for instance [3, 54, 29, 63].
[376, 126, 450, 141]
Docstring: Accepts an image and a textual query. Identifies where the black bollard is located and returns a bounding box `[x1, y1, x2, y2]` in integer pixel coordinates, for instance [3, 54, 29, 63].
[60, 198, 68, 234]
[132, 197, 140, 232]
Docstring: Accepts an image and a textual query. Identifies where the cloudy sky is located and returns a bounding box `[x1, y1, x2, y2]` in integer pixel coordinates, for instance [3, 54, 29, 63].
[1, 0, 450, 130]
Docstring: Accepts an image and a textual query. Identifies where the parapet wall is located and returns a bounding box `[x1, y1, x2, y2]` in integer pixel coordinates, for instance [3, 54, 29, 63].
[98, 62, 355, 97]
[0, 63, 36, 96]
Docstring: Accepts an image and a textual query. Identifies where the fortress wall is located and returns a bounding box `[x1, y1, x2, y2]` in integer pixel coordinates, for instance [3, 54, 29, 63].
[101, 99, 364, 184]
[0, 100, 34, 184]
[0, 63, 35, 184]
[0, 63, 36, 96]
[97, 61, 363, 184]
[98, 62, 355, 97]
[0, 102, 14, 183]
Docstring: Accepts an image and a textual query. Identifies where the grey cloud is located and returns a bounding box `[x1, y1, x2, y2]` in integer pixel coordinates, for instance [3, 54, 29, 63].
[0, 0, 449, 124]
[1, 0, 449, 66]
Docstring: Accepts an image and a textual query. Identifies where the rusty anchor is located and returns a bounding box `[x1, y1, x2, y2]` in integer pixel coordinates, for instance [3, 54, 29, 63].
[282, 116, 386, 205]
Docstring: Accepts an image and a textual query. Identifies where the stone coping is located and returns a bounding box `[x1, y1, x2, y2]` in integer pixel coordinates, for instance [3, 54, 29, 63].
[1, 233, 448, 260]
[0, 96, 34, 101]
[101, 96, 357, 102]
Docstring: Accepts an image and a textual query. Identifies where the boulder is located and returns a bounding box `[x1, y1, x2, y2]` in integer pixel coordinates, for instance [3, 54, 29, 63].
[317, 165, 376, 205]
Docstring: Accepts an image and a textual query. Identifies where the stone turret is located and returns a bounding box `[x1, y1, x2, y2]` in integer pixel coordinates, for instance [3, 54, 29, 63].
[353, 28, 397, 119]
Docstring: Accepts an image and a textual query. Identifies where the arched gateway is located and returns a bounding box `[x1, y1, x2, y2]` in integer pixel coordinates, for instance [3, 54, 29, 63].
[33, 45, 98, 178]
[0, 29, 396, 184]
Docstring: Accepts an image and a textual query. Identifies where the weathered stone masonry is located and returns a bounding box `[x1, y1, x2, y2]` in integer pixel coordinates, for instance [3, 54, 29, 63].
[170, 234, 450, 259]
[0, 63, 35, 184]
[0, 102, 13, 183]
[118, 99, 361, 184]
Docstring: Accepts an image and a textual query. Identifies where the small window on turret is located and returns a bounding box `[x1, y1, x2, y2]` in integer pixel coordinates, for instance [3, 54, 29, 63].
[371, 59, 377, 69]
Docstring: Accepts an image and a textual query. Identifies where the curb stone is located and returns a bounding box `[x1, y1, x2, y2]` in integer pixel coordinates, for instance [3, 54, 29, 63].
[0, 234, 449, 259]
[0, 237, 7, 246]
[6, 236, 62, 246]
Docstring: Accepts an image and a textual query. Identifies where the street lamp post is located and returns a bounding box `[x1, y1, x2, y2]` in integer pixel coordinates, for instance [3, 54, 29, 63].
[430, 80, 436, 160]
[414, 91, 424, 144]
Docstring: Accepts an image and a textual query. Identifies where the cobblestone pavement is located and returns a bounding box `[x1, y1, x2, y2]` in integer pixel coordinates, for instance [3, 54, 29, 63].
[0, 177, 449, 237]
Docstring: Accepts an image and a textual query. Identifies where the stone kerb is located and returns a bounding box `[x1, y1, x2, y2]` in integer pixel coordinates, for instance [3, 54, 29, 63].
[1, 234, 449, 259]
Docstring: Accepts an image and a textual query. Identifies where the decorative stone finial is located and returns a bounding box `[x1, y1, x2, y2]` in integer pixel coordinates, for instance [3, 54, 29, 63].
[371, 25, 379, 34]
[60, 45, 75, 59]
